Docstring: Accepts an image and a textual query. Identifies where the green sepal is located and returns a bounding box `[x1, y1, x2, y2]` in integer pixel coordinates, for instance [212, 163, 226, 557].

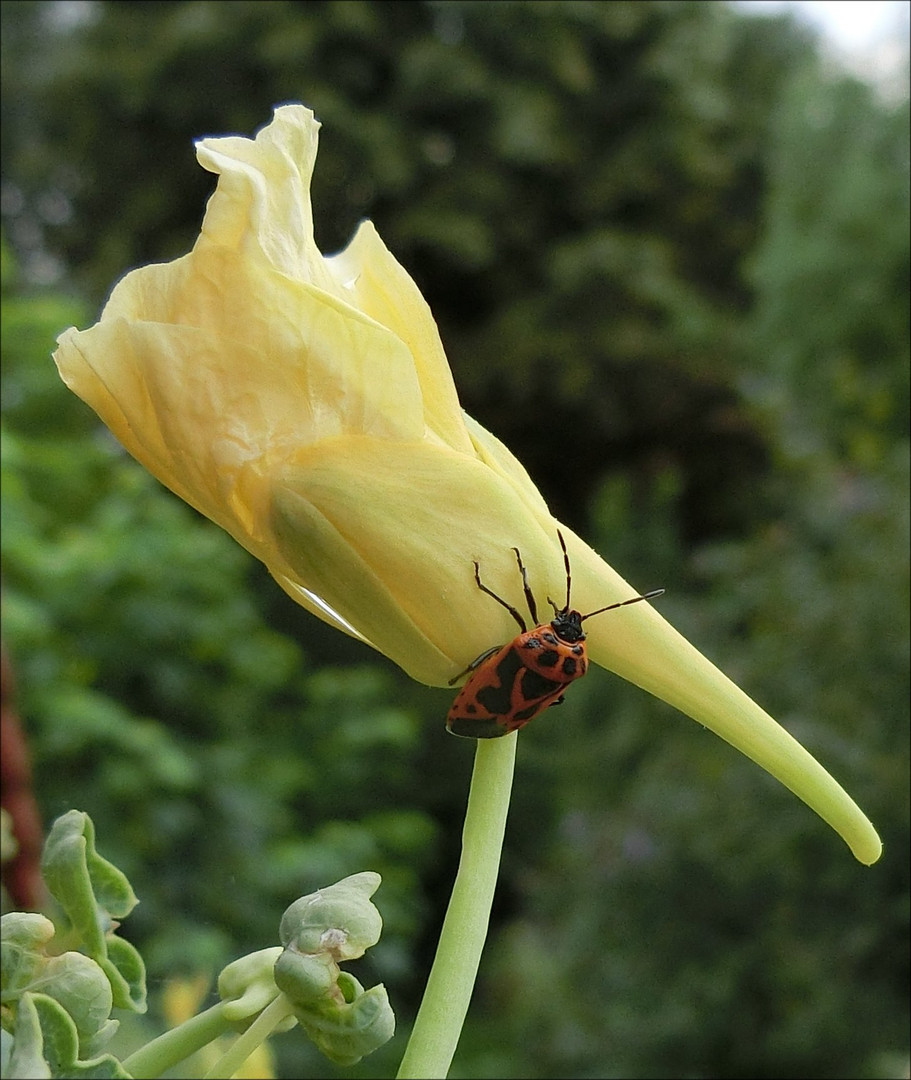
[5, 993, 131, 1080]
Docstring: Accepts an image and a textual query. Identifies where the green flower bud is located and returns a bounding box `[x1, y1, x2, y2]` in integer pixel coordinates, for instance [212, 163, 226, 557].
[217, 946, 283, 1023]
[278, 871, 383, 961]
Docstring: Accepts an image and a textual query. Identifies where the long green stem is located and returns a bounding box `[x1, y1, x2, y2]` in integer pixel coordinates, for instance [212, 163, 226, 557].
[397, 733, 518, 1079]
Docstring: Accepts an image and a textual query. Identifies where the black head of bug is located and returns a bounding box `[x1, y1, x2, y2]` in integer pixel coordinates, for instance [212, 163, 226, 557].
[550, 608, 586, 644]
[547, 529, 664, 643]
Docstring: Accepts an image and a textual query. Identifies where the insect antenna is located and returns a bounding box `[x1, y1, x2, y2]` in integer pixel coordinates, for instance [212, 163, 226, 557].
[580, 589, 665, 622]
[547, 529, 573, 615]
[546, 528, 664, 620]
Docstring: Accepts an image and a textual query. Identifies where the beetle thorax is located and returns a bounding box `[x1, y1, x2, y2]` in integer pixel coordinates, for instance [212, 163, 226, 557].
[550, 609, 585, 644]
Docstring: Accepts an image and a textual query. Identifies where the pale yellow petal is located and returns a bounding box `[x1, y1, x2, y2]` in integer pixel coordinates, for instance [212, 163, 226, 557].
[194, 104, 338, 295]
[325, 221, 474, 453]
[463, 413, 552, 521]
[269, 437, 569, 685]
[54, 247, 426, 553]
[100, 240, 427, 451]
[55, 317, 279, 553]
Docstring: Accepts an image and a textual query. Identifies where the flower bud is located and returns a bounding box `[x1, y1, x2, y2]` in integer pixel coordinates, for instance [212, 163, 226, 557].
[53, 105, 880, 864]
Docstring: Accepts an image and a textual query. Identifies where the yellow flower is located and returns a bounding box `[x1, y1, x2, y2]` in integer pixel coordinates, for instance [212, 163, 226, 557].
[53, 105, 880, 864]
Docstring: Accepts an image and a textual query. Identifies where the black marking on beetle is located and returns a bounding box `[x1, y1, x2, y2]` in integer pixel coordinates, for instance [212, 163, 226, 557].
[551, 610, 585, 644]
[561, 656, 579, 677]
[536, 649, 561, 669]
[519, 667, 563, 702]
[474, 648, 524, 716]
[448, 714, 507, 738]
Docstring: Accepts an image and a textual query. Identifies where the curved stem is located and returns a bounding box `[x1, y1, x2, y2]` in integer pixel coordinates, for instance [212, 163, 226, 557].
[203, 993, 296, 1079]
[397, 734, 517, 1079]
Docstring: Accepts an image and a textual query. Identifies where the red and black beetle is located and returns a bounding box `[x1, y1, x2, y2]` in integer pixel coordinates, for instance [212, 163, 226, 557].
[446, 531, 663, 738]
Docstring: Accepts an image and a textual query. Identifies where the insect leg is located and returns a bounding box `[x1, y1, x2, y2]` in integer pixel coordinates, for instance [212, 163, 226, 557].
[511, 547, 539, 625]
[473, 560, 527, 632]
[447, 644, 504, 686]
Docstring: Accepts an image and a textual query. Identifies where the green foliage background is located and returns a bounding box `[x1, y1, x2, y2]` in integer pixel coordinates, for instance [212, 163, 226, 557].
[1, 2, 908, 1078]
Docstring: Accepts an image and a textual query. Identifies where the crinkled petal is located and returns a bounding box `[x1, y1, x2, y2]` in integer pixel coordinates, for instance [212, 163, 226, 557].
[194, 104, 338, 294]
[54, 247, 426, 552]
[325, 221, 474, 454]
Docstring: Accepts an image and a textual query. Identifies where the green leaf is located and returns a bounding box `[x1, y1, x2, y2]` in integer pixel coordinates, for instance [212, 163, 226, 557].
[41, 812, 138, 950]
[99, 937, 146, 1014]
[37, 952, 116, 1053]
[38, 812, 146, 1016]
[9, 994, 131, 1080]
[1, 913, 118, 1055]
[1, 913, 57, 991]
[6, 993, 51, 1079]
[278, 871, 383, 960]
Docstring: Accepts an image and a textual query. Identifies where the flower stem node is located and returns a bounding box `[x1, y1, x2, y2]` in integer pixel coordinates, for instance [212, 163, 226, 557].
[273, 872, 394, 1065]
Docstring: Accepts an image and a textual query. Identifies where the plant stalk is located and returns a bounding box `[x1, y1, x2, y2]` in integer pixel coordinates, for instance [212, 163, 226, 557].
[396, 733, 517, 1079]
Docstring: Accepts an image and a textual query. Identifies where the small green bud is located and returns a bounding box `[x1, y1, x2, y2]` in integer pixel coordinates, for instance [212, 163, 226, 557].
[217, 947, 284, 1023]
[273, 872, 394, 1065]
[279, 871, 383, 961]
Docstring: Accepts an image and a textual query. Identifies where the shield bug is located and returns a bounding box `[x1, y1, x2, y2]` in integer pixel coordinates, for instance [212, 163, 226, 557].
[446, 531, 663, 738]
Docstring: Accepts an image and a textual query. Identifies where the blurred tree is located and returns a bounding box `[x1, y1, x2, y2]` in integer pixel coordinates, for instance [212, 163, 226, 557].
[1, 2, 907, 1078]
[1, 0, 819, 544]
[744, 65, 910, 466]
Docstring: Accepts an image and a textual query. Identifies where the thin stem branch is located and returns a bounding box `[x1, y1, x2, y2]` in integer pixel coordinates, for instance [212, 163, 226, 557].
[396, 733, 517, 1079]
[121, 1002, 233, 1079]
[203, 993, 296, 1080]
